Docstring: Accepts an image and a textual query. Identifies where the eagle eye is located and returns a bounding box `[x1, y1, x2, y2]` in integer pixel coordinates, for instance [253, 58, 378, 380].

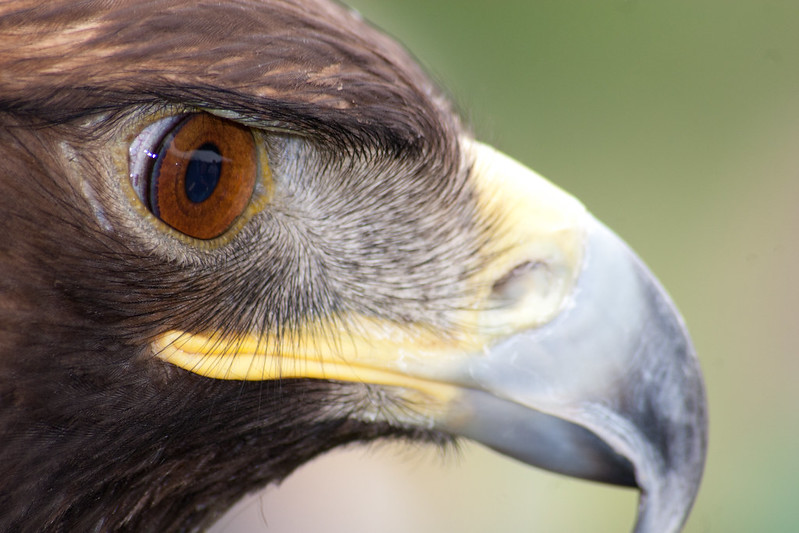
[129, 113, 258, 240]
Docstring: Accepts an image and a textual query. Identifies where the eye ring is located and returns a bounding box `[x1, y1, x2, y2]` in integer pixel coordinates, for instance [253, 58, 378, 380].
[129, 113, 258, 240]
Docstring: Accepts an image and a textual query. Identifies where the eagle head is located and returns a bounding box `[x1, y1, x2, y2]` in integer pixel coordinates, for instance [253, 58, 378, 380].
[0, 1, 706, 531]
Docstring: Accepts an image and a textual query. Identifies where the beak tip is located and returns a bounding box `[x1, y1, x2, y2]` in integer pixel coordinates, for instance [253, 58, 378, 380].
[636, 361, 708, 533]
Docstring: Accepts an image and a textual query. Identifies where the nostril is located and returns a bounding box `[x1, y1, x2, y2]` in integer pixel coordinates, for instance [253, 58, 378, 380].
[479, 255, 576, 333]
[490, 260, 550, 308]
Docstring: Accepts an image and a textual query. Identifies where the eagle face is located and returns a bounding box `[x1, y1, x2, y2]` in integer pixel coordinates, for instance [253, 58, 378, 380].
[0, 1, 706, 532]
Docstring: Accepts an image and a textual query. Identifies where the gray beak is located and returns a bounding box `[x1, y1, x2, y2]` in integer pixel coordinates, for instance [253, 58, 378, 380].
[436, 217, 708, 533]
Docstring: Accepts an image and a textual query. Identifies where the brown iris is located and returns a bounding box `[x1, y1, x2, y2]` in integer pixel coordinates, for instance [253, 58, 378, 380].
[148, 114, 257, 240]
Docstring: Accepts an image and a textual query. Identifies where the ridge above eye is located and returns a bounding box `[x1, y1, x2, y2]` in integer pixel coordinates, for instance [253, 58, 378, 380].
[128, 113, 259, 240]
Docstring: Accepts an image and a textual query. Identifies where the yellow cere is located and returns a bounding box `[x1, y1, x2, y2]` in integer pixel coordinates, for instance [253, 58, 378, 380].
[463, 140, 588, 336]
[153, 322, 467, 408]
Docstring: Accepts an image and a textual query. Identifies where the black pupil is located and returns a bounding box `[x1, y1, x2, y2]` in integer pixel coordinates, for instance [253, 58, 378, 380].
[185, 143, 223, 203]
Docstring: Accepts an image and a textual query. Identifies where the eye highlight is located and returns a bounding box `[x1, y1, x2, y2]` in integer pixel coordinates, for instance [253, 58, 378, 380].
[129, 113, 258, 240]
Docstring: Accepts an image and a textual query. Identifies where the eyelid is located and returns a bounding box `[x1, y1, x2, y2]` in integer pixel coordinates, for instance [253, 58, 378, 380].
[128, 115, 184, 204]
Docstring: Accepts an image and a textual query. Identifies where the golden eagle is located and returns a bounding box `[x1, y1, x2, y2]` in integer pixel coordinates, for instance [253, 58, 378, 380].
[0, 0, 706, 531]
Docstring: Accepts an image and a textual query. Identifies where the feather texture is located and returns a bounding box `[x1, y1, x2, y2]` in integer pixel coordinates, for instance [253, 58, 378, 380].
[0, 1, 487, 530]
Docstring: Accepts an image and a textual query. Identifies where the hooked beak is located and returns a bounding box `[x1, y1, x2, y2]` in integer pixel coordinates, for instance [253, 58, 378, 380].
[154, 141, 707, 532]
[437, 213, 707, 532]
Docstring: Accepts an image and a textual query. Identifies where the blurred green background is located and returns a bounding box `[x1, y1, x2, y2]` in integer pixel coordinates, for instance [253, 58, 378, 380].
[213, 1, 799, 531]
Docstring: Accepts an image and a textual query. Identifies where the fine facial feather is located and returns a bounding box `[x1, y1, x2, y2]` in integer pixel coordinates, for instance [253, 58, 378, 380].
[0, 0, 495, 329]
[0, 0, 487, 530]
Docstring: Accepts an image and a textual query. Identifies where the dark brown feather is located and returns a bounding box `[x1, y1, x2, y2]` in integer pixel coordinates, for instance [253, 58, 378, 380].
[0, 0, 460, 152]
[0, 0, 486, 531]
